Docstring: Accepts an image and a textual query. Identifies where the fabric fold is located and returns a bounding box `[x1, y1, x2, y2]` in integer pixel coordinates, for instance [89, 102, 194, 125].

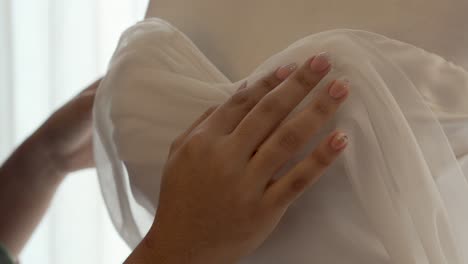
[93, 17, 468, 263]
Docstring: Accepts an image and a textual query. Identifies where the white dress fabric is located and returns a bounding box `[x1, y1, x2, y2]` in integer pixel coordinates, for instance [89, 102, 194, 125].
[93, 17, 468, 264]
[144, 0, 468, 83]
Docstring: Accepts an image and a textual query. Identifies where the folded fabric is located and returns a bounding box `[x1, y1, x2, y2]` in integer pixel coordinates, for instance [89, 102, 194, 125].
[93, 18, 468, 263]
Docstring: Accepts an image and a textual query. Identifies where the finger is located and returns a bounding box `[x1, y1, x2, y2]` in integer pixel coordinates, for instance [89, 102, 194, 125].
[170, 105, 219, 152]
[249, 79, 349, 183]
[231, 52, 332, 158]
[204, 64, 296, 135]
[262, 130, 348, 209]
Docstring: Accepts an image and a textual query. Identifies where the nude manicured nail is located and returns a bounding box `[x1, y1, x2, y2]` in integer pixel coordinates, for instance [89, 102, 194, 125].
[328, 79, 349, 99]
[310, 52, 331, 73]
[275, 63, 297, 80]
[330, 132, 348, 150]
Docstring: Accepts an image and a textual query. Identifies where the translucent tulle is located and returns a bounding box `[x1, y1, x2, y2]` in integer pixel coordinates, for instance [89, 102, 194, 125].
[93, 18, 468, 263]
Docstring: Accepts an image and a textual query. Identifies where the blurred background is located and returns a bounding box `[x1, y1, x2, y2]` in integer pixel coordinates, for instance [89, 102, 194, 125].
[0, 0, 149, 263]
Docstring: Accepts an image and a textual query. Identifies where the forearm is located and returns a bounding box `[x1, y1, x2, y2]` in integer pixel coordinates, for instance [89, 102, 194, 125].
[0, 127, 65, 258]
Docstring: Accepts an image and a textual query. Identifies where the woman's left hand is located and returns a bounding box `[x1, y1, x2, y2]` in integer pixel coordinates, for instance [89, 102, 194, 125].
[0, 78, 102, 257]
[37, 78, 101, 175]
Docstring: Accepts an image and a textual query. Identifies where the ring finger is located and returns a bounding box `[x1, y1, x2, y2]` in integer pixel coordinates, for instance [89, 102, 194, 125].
[249, 78, 350, 184]
[205, 64, 297, 135]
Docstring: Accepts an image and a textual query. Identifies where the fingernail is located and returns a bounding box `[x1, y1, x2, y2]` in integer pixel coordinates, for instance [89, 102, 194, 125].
[275, 63, 297, 80]
[328, 79, 349, 99]
[310, 52, 331, 73]
[330, 132, 348, 150]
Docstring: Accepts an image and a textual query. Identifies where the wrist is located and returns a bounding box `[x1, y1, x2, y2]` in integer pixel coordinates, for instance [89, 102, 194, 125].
[126, 223, 237, 264]
[27, 128, 67, 182]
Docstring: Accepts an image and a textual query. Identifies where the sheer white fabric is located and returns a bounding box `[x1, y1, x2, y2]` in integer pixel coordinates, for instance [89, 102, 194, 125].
[145, 0, 468, 83]
[94, 18, 468, 263]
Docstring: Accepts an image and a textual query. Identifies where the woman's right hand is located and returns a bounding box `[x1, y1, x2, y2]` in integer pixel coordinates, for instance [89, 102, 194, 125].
[126, 52, 350, 264]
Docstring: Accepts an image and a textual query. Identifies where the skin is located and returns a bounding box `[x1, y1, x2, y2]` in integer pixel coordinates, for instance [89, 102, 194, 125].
[126, 53, 350, 263]
[0, 79, 100, 259]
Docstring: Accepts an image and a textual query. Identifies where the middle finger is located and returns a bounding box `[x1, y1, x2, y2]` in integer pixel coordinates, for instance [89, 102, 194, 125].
[230, 52, 332, 158]
[250, 78, 349, 184]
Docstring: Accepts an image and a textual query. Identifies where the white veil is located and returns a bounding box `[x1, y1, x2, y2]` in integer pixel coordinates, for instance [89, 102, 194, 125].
[93, 18, 468, 263]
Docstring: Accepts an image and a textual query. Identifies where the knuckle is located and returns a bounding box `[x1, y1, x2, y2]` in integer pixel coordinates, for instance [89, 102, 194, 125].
[261, 191, 282, 210]
[230, 90, 254, 108]
[230, 91, 249, 105]
[259, 96, 284, 115]
[182, 131, 208, 154]
[312, 100, 330, 117]
[259, 75, 280, 91]
[277, 129, 302, 152]
[188, 131, 206, 146]
[294, 70, 314, 92]
[311, 150, 332, 168]
[290, 175, 310, 194]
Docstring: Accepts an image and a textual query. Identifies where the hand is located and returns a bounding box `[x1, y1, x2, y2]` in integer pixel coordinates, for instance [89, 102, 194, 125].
[129, 53, 350, 263]
[0, 78, 102, 257]
[36, 78, 101, 175]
